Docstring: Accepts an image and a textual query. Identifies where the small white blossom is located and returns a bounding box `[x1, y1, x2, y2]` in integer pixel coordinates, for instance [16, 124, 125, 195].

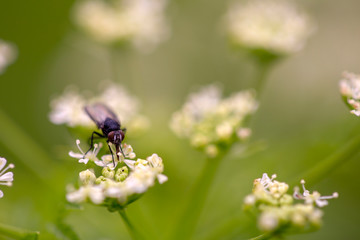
[293, 180, 338, 207]
[73, 0, 170, 52]
[0, 39, 17, 74]
[339, 72, 360, 116]
[67, 185, 105, 204]
[225, 0, 314, 56]
[170, 85, 257, 157]
[69, 140, 102, 164]
[79, 169, 96, 185]
[259, 211, 279, 231]
[0, 157, 15, 198]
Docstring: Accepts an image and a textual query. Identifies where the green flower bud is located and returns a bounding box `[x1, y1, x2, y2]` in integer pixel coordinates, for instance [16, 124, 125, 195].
[102, 167, 115, 179]
[115, 166, 129, 182]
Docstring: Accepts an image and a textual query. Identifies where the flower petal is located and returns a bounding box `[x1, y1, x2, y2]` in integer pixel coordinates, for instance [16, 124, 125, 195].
[157, 174, 168, 184]
[0, 172, 13, 182]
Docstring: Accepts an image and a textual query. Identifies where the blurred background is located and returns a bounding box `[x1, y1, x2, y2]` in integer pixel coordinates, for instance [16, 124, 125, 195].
[1, 0, 360, 239]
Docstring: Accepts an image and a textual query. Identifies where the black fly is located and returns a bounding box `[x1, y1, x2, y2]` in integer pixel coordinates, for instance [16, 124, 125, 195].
[84, 103, 126, 165]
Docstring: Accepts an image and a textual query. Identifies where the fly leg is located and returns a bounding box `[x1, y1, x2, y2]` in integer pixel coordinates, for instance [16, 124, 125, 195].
[84, 131, 105, 158]
[107, 140, 116, 167]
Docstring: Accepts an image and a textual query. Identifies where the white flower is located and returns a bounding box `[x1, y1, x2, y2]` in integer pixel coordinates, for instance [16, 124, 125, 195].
[79, 169, 96, 185]
[146, 154, 168, 184]
[73, 0, 170, 52]
[66, 143, 167, 207]
[69, 139, 102, 164]
[49, 88, 94, 127]
[0, 157, 15, 198]
[125, 165, 157, 193]
[339, 72, 360, 116]
[67, 185, 105, 204]
[225, 0, 314, 55]
[293, 180, 338, 207]
[259, 211, 279, 231]
[0, 40, 17, 74]
[170, 85, 257, 156]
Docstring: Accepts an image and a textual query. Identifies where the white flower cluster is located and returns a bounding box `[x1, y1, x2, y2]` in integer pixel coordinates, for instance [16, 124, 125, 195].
[339, 72, 360, 116]
[73, 0, 170, 52]
[0, 157, 15, 198]
[0, 39, 17, 74]
[67, 140, 167, 207]
[49, 83, 149, 134]
[170, 85, 257, 157]
[225, 0, 314, 56]
[244, 173, 338, 233]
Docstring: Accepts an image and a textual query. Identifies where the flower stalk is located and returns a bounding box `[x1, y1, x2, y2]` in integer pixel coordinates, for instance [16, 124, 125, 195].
[171, 151, 226, 240]
[0, 222, 39, 240]
[119, 209, 144, 240]
[291, 132, 360, 187]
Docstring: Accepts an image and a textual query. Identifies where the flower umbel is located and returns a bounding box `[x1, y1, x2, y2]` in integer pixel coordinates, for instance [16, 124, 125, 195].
[0, 157, 15, 198]
[72, 0, 170, 52]
[339, 72, 360, 116]
[225, 0, 314, 57]
[244, 173, 337, 236]
[66, 141, 167, 209]
[170, 85, 258, 157]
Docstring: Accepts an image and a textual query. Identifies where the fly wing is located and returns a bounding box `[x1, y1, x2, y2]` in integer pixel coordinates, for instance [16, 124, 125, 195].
[84, 103, 120, 128]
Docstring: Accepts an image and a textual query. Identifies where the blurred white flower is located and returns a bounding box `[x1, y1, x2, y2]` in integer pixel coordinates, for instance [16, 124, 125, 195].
[339, 72, 360, 116]
[0, 157, 15, 198]
[293, 179, 338, 208]
[170, 85, 258, 157]
[49, 83, 149, 135]
[66, 185, 105, 204]
[73, 0, 170, 52]
[225, 0, 314, 56]
[67, 143, 167, 207]
[49, 88, 93, 127]
[0, 39, 17, 74]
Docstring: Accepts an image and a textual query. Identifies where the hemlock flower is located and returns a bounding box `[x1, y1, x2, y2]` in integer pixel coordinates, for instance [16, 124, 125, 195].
[0, 157, 15, 198]
[72, 0, 170, 52]
[69, 139, 102, 164]
[293, 180, 338, 208]
[0, 39, 17, 74]
[49, 83, 149, 135]
[339, 72, 360, 116]
[170, 85, 258, 157]
[244, 173, 337, 236]
[225, 0, 314, 57]
[66, 141, 167, 209]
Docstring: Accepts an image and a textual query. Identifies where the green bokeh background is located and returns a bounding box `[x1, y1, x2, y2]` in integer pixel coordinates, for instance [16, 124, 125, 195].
[1, 0, 360, 239]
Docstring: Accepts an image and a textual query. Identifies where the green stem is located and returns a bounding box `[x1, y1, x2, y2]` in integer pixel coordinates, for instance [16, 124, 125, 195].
[249, 233, 276, 240]
[0, 222, 39, 240]
[171, 154, 224, 240]
[291, 133, 360, 187]
[119, 209, 144, 240]
[253, 61, 271, 96]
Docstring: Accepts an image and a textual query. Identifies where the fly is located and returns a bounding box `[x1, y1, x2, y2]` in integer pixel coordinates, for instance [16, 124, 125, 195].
[84, 103, 126, 165]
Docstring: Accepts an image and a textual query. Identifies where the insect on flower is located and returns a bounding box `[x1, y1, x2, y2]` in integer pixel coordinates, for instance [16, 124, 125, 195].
[84, 103, 126, 165]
